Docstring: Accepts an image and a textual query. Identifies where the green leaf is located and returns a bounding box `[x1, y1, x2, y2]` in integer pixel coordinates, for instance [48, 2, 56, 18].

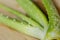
[42, 0, 60, 40]
[0, 13, 43, 39]
[16, 0, 48, 28]
[0, 4, 43, 30]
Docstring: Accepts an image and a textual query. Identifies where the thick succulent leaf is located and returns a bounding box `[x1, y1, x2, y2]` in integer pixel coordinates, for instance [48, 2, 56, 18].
[0, 13, 44, 40]
[16, 0, 48, 28]
[0, 4, 43, 30]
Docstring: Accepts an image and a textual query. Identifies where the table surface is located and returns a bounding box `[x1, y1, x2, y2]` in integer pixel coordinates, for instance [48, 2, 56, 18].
[0, 24, 38, 40]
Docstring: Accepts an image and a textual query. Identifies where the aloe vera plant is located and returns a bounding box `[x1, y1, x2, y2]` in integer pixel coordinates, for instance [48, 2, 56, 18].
[0, 0, 60, 40]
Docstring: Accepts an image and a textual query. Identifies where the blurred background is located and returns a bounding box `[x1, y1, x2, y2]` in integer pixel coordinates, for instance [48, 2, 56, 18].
[0, 0, 60, 40]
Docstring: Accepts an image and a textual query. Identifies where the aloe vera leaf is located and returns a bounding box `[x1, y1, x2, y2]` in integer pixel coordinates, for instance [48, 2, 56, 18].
[0, 13, 44, 39]
[0, 4, 43, 30]
[42, 0, 60, 40]
[16, 0, 48, 28]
